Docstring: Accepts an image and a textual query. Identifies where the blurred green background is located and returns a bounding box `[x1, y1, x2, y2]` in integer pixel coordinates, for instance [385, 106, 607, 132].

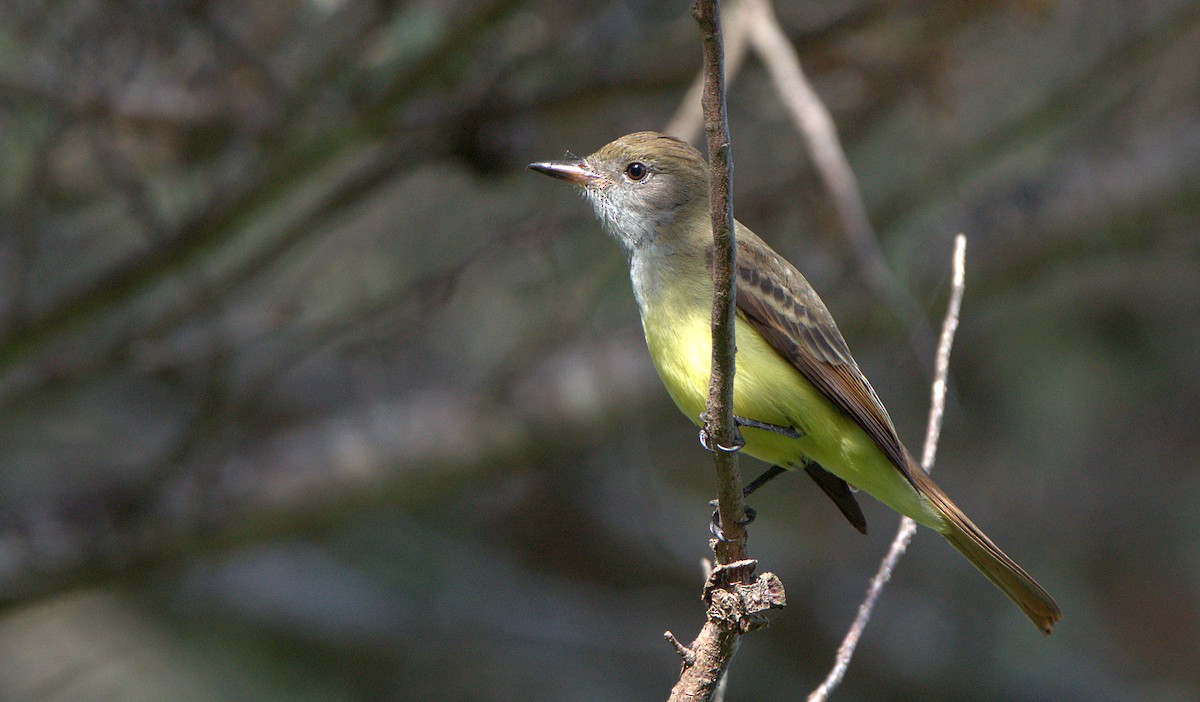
[1, 0, 1198, 700]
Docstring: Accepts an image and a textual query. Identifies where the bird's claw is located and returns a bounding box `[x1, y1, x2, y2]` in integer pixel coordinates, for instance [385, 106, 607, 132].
[698, 413, 800, 451]
[708, 500, 757, 541]
[698, 426, 745, 453]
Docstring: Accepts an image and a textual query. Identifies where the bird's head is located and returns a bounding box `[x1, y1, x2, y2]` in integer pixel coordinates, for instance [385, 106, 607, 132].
[529, 131, 711, 251]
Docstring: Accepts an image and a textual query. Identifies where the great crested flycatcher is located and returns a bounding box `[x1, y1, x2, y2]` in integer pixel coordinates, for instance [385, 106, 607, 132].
[529, 131, 1061, 633]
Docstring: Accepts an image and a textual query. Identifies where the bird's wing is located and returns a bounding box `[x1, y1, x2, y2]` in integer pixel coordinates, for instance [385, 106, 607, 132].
[732, 229, 917, 488]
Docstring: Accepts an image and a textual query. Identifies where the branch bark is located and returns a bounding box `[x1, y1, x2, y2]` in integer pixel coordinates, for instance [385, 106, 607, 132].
[666, 3, 786, 700]
[695, 0, 746, 567]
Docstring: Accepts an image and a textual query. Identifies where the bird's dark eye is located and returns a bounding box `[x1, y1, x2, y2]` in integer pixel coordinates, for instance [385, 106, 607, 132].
[625, 162, 648, 181]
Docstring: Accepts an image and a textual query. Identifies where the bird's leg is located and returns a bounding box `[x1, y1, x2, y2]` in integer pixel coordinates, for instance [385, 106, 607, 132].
[697, 414, 801, 452]
[708, 465, 789, 540]
[732, 416, 802, 439]
[697, 414, 799, 541]
[743, 465, 788, 497]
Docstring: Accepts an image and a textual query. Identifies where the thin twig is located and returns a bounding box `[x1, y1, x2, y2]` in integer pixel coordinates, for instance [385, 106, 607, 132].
[918, 235, 966, 471]
[664, 631, 696, 665]
[808, 234, 967, 702]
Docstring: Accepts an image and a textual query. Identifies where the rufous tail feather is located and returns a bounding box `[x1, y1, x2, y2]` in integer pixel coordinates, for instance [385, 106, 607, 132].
[911, 465, 1062, 634]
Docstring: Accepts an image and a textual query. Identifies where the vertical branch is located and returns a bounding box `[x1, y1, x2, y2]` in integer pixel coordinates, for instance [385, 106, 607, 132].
[664, 4, 788, 701]
[694, 0, 747, 566]
[807, 234, 968, 702]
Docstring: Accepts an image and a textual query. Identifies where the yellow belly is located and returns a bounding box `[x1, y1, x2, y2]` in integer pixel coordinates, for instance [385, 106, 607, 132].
[641, 304, 942, 529]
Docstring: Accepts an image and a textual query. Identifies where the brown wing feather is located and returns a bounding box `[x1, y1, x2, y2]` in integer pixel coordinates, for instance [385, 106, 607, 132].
[728, 229, 1063, 632]
[732, 229, 917, 487]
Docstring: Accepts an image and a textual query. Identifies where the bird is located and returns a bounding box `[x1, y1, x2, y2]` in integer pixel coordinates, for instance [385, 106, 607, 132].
[529, 131, 1062, 633]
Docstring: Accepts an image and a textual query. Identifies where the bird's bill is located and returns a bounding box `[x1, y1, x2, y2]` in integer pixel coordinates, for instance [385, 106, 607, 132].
[527, 159, 601, 186]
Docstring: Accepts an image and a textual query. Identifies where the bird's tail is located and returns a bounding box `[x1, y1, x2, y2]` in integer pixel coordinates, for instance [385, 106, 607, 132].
[911, 468, 1062, 634]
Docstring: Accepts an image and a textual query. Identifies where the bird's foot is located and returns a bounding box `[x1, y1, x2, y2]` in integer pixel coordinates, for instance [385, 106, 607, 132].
[697, 414, 801, 451]
[697, 421, 745, 453]
[708, 499, 757, 541]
